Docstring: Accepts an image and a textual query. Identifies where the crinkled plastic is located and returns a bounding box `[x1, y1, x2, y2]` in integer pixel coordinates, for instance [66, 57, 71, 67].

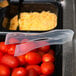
[5, 29, 74, 56]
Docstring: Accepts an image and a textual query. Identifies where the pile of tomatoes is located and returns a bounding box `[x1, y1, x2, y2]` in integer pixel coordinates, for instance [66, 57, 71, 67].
[0, 38, 55, 76]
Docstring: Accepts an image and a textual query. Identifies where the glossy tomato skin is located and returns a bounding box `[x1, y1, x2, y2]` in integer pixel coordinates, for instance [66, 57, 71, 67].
[41, 62, 55, 75]
[0, 64, 10, 76]
[37, 41, 50, 52]
[12, 67, 27, 76]
[9, 38, 19, 44]
[25, 52, 42, 65]
[38, 51, 45, 57]
[26, 65, 41, 74]
[0, 52, 3, 62]
[7, 44, 16, 55]
[0, 52, 3, 57]
[27, 68, 39, 76]
[42, 53, 55, 63]
[48, 49, 55, 56]
[0, 42, 8, 53]
[1, 54, 19, 68]
[31, 49, 38, 52]
[40, 75, 48, 76]
[17, 55, 26, 65]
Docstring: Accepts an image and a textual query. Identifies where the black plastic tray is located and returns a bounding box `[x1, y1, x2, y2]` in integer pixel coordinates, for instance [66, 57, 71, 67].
[0, 1, 63, 76]
[0, 1, 63, 32]
[0, 33, 62, 76]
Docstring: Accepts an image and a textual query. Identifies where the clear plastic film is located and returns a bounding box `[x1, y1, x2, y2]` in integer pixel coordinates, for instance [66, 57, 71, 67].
[5, 29, 74, 56]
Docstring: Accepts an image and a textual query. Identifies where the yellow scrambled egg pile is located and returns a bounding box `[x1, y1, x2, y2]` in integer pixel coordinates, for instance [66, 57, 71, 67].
[19, 11, 57, 31]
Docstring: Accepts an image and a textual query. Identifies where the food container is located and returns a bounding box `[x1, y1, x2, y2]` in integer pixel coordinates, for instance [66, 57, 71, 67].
[0, 33, 62, 76]
[0, 1, 63, 32]
[0, 0, 75, 76]
[0, 1, 63, 76]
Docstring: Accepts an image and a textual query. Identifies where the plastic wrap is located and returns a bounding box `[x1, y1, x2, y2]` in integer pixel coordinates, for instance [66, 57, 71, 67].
[5, 29, 74, 56]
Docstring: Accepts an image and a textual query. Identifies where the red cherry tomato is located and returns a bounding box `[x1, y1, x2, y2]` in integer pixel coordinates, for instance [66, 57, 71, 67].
[48, 49, 55, 56]
[7, 44, 16, 55]
[0, 64, 10, 76]
[21, 39, 29, 43]
[42, 53, 55, 63]
[0, 42, 8, 53]
[25, 52, 42, 65]
[31, 49, 38, 52]
[17, 55, 26, 65]
[26, 65, 41, 74]
[38, 50, 45, 57]
[20, 41, 36, 53]
[9, 38, 19, 44]
[1, 54, 19, 68]
[40, 75, 47, 76]
[12, 67, 27, 76]
[37, 41, 50, 52]
[41, 62, 55, 75]
[0, 52, 3, 57]
[0, 52, 3, 62]
[27, 68, 39, 76]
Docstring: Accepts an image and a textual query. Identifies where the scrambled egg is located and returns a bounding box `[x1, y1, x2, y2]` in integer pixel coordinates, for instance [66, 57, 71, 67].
[9, 15, 18, 30]
[19, 11, 57, 31]
[8, 11, 57, 31]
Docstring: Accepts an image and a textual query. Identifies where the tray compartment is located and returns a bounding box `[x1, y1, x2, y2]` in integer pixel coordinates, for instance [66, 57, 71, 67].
[0, 2, 19, 31]
[0, 34, 62, 76]
[0, 2, 63, 32]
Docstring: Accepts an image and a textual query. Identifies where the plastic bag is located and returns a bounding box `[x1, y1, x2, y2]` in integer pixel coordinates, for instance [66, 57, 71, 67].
[5, 29, 74, 56]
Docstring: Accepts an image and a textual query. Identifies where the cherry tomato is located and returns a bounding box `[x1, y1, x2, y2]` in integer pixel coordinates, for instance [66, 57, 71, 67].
[38, 51, 45, 57]
[42, 53, 55, 63]
[9, 38, 19, 44]
[0, 64, 10, 76]
[7, 44, 16, 55]
[0, 52, 3, 57]
[27, 68, 39, 76]
[1, 54, 19, 68]
[48, 49, 55, 56]
[26, 65, 41, 74]
[20, 41, 36, 53]
[0, 52, 3, 62]
[17, 55, 26, 65]
[41, 62, 55, 75]
[0, 42, 8, 53]
[25, 52, 42, 65]
[21, 39, 29, 43]
[40, 75, 48, 76]
[12, 67, 27, 76]
[37, 41, 50, 52]
[31, 49, 38, 52]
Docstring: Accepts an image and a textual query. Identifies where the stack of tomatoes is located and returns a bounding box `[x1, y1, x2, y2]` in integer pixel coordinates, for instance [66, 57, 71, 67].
[0, 38, 55, 76]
